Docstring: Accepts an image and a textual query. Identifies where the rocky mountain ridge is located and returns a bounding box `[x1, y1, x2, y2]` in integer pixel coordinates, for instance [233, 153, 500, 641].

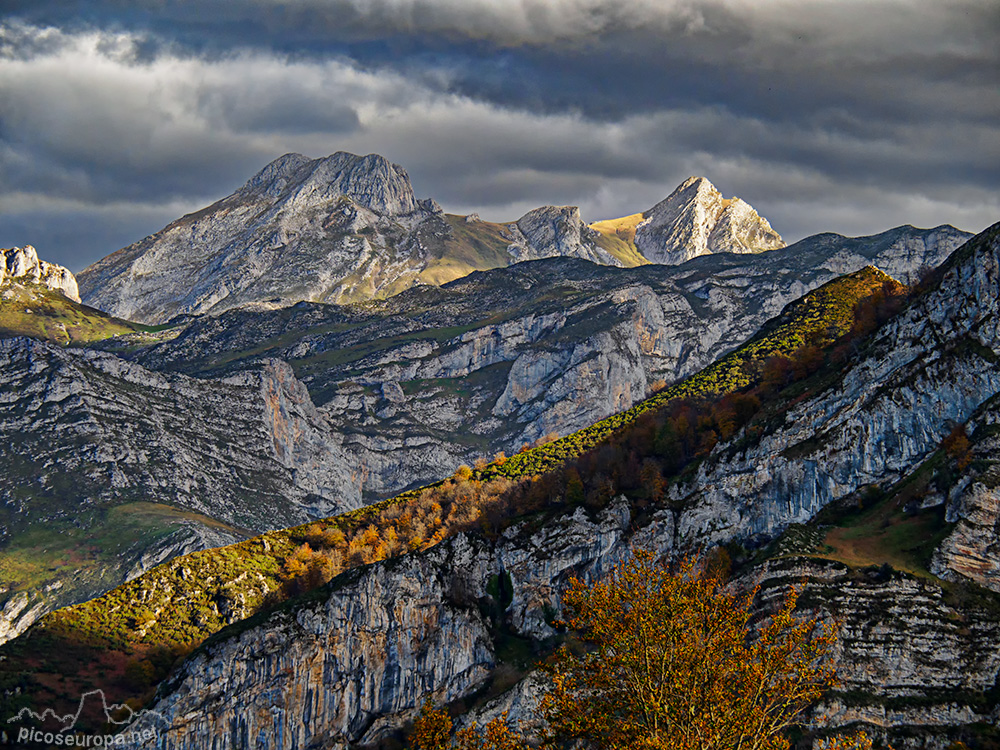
[76, 152, 636, 325]
[0, 224, 969, 648]
[0, 337, 364, 644]
[634, 176, 786, 264]
[76, 152, 782, 324]
[125, 224, 969, 502]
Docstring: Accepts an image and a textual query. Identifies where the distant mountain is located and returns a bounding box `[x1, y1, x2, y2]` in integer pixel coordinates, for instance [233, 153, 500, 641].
[591, 176, 785, 265]
[10, 223, 1000, 749]
[124, 223, 969, 505]
[77, 152, 790, 325]
[77, 152, 644, 325]
[0, 222, 968, 648]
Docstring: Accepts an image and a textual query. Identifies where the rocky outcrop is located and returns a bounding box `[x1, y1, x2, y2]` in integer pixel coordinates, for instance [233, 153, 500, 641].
[673, 224, 1000, 548]
[792, 223, 968, 284]
[125, 535, 500, 749]
[0, 337, 360, 643]
[1, 245, 79, 301]
[0, 338, 358, 533]
[505, 206, 623, 267]
[128, 506, 1000, 749]
[931, 401, 1000, 592]
[634, 177, 785, 264]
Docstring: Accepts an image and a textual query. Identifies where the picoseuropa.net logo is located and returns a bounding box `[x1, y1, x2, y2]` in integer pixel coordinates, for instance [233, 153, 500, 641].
[4, 689, 165, 747]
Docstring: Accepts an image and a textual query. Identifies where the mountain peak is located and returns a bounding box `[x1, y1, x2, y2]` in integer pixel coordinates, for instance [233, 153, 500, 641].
[237, 151, 418, 216]
[635, 177, 784, 265]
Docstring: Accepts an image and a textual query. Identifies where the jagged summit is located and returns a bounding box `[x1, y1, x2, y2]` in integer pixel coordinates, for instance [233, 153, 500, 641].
[77, 151, 450, 324]
[237, 152, 420, 216]
[76, 151, 647, 325]
[506, 205, 624, 267]
[634, 176, 785, 265]
[1, 245, 79, 301]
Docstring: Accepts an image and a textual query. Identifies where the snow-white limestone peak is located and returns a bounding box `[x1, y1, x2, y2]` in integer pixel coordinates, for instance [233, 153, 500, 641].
[635, 176, 785, 265]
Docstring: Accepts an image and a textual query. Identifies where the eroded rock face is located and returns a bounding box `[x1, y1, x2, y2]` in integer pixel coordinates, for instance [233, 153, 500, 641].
[676, 224, 1000, 548]
[1, 245, 80, 301]
[77, 152, 445, 324]
[0, 337, 359, 643]
[126, 536, 499, 750]
[132, 226, 968, 505]
[0, 338, 358, 533]
[635, 177, 785, 265]
[129, 509, 1000, 749]
[931, 404, 1000, 592]
[506, 206, 623, 267]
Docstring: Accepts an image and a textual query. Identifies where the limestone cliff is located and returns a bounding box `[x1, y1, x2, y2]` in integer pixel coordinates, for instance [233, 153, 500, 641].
[0, 337, 359, 645]
[931, 399, 1000, 592]
[77, 152, 448, 324]
[504, 205, 623, 266]
[130, 225, 968, 504]
[1, 245, 79, 301]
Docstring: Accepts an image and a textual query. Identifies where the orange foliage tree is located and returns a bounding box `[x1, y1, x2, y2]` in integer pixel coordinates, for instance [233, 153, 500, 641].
[409, 702, 529, 750]
[540, 549, 840, 750]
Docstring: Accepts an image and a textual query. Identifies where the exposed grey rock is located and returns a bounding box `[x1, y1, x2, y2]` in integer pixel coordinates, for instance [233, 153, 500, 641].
[635, 176, 785, 264]
[0, 337, 358, 533]
[931, 400, 1000, 592]
[126, 535, 499, 750]
[128, 509, 1000, 749]
[506, 205, 623, 267]
[673, 224, 1000, 548]
[1, 245, 79, 301]
[130, 225, 969, 505]
[0, 336, 360, 642]
[77, 152, 445, 324]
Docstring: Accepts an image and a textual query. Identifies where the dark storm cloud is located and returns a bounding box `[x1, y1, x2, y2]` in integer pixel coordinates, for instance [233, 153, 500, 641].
[0, 1, 998, 270]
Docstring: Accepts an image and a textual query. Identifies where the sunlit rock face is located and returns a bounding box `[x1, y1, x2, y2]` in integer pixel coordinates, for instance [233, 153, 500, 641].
[77, 152, 446, 324]
[635, 176, 785, 265]
[1, 245, 80, 301]
[77, 153, 626, 326]
[505, 205, 622, 266]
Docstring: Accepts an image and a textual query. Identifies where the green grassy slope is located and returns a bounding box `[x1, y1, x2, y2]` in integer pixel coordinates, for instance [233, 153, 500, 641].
[0, 282, 150, 344]
[589, 212, 650, 267]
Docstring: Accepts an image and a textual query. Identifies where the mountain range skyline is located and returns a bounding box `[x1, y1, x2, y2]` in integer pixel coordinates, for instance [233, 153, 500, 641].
[1, 1, 997, 270]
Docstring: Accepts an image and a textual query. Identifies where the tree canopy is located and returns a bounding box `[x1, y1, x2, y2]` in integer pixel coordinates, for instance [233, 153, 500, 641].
[410, 549, 879, 750]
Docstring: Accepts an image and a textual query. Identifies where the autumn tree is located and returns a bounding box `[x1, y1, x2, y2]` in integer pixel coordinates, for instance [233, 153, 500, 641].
[541, 549, 840, 750]
[408, 702, 529, 750]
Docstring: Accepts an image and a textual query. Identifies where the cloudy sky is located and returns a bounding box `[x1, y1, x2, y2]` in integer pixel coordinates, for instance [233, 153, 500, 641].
[1, 0, 997, 271]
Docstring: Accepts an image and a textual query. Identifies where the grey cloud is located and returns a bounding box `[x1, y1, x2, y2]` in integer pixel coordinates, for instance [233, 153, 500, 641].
[0, 5, 997, 270]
